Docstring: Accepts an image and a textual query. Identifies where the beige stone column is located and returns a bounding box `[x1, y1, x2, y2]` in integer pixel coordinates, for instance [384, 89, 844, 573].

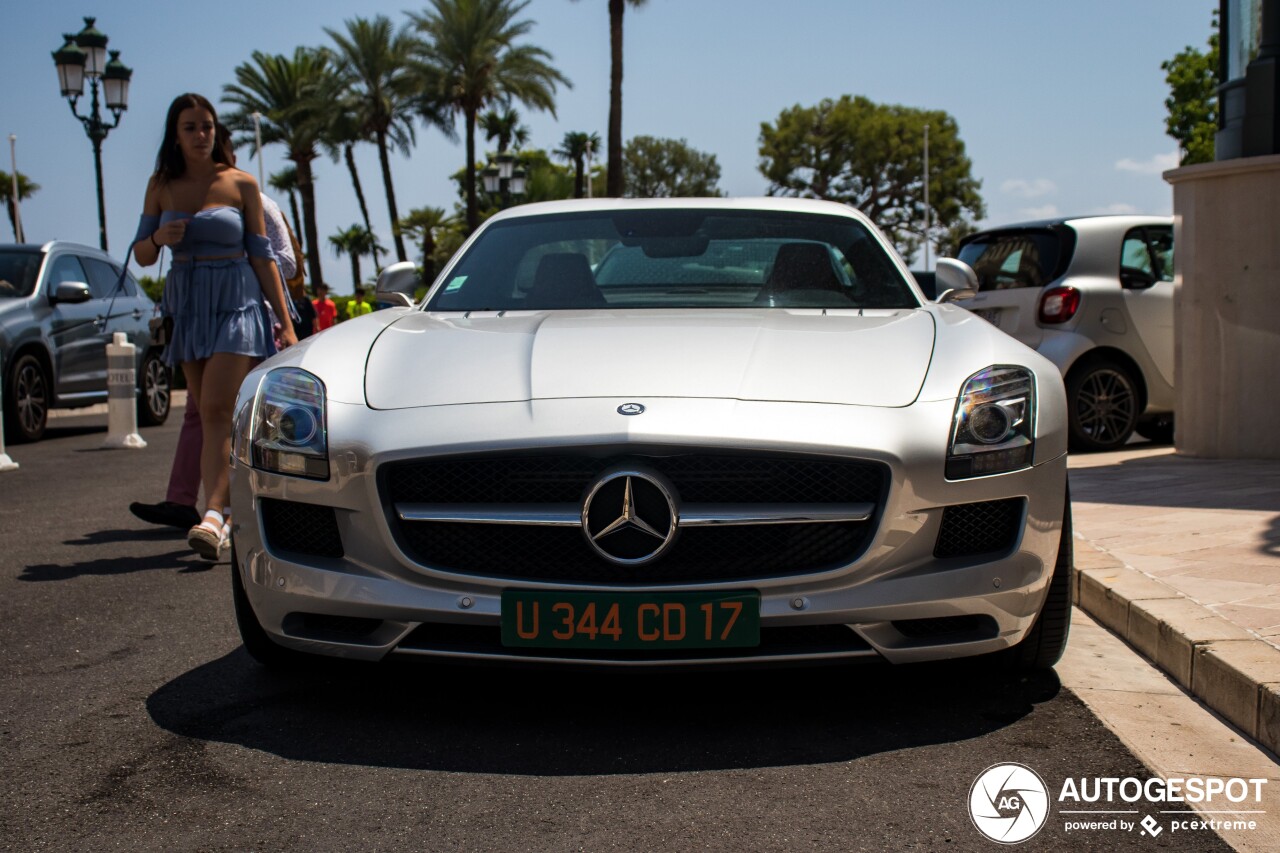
[1165, 154, 1280, 458]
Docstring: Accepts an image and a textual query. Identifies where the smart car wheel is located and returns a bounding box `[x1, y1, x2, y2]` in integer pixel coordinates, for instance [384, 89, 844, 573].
[231, 543, 313, 670]
[4, 353, 49, 444]
[1066, 360, 1139, 452]
[137, 349, 171, 427]
[1008, 488, 1074, 671]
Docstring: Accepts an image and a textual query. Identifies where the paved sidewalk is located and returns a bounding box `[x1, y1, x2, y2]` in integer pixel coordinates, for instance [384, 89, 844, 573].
[1068, 445, 1280, 756]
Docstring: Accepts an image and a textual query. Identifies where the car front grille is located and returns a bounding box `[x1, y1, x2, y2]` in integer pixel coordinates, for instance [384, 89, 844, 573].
[932, 498, 1024, 560]
[382, 451, 887, 584]
[260, 498, 344, 559]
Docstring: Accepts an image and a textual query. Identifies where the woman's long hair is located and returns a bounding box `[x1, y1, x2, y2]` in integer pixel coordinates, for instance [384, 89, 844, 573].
[153, 93, 232, 183]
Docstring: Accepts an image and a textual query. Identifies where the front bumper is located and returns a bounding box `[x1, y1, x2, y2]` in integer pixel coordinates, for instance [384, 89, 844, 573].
[231, 396, 1068, 667]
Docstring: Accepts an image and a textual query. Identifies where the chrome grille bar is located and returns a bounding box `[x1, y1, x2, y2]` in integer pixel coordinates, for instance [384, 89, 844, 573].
[395, 502, 874, 527]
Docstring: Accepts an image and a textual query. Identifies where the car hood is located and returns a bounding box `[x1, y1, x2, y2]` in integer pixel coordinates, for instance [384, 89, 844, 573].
[364, 309, 936, 409]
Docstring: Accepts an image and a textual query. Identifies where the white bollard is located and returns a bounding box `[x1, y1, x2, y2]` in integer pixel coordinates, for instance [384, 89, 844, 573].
[102, 332, 147, 450]
[0, 352, 18, 471]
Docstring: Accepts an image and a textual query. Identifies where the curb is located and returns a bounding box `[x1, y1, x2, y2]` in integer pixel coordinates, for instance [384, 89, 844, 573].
[1071, 534, 1280, 757]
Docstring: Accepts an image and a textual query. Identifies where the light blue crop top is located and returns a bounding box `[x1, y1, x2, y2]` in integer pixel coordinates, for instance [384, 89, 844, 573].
[134, 206, 274, 260]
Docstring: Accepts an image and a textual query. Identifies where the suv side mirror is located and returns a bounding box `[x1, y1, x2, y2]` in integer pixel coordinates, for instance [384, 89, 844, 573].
[1119, 266, 1156, 290]
[934, 258, 979, 303]
[52, 281, 93, 304]
[375, 260, 419, 308]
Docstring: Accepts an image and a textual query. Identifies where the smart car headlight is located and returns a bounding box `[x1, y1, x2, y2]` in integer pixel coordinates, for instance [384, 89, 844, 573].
[240, 367, 329, 480]
[947, 366, 1035, 479]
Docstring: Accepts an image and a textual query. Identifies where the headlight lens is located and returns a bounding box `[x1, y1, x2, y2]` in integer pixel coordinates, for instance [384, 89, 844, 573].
[947, 366, 1035, 479]
[242, 368, 329, 480]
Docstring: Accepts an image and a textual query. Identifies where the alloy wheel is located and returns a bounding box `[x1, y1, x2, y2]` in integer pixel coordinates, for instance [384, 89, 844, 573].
[1075, 367, 1137, 445]
[144, 355, 170, 421]
[14, 360, 47, 438]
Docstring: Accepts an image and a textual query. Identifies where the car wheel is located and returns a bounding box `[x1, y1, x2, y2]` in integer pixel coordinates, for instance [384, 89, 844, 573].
[231, 543, 313, 670]
[137, 349, 171, 427]
[1008, 487, 1074, 672]
[4, 353, 49, 444]
[1136, 414, 1174, 444]
[1066, 359, 1139, 452]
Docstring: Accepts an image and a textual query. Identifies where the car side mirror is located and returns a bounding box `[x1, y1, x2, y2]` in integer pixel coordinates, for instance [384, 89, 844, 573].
[1119, 266, 1156, 290]
[934, 258, 979, 303]
[375, 261, 419, 308]
[52, 281, 93, 304]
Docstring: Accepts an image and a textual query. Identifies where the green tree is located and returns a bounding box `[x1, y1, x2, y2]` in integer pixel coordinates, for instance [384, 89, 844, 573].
[409, 0, 570, 232]
[1162, 12, 1219, 165]
[759, 95, 985, 257]
[268, 167, 304, 245]
[623, 136, 722, 198]
[481, 106, 530, 153]
[450, 147, 574, 222]
[329, 224, 384, 291]
[0, 170, 39, 242]
[224, 48, 337, 287]
[326, 15, 426, 262]
[555, 131, 600, 198]
[398, 205, 459, 283]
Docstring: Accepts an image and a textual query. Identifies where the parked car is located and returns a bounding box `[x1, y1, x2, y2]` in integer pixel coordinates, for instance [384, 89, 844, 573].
[0, 241, 170, 442]
[953, 216, 1174, 451]
[230, 198, 1072, 674]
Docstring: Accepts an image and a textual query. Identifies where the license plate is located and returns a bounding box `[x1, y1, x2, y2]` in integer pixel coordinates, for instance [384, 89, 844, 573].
[501, 590, 760, 649]
[973, 308, 1001, 327]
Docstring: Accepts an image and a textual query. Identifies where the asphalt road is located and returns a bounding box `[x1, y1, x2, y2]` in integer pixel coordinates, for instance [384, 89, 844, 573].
[0, 414, 1232, 852]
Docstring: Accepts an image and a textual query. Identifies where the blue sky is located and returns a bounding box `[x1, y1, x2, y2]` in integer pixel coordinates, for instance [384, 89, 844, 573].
[3, 0, 1215, 292]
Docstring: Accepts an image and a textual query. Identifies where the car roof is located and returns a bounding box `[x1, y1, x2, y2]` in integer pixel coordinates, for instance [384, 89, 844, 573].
[486, 196, 872, 224]
[1, 240, 116, 259]
[966, 214, 1173, 234]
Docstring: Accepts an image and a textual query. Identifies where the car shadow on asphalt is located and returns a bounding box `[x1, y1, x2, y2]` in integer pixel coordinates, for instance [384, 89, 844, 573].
[147, 652, 1062, 775]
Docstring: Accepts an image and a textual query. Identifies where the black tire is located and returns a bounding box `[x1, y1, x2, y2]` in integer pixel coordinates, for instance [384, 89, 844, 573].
[1136, 414, 1174, 444]
[231, 543, 312, 670]
[4, 353, 49, 444]
[137, 349, 171, 427]
[1009, 488, 1074, 671]
[1066, 359, 1140, 452]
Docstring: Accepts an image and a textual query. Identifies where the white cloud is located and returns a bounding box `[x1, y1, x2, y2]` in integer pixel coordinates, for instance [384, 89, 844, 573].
[1115, 152, 1179, 175]
[1001, 178, 1057, 198]
[1091, 203, 1139, 215]
[1020, 204, 1060, 219]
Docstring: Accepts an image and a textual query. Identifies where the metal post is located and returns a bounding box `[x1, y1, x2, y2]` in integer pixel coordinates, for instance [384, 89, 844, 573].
[102, 332, 146, 449]
[0, 353, 19, 471]
[8, 135, 23, 244]
[252, 111, 264, 188]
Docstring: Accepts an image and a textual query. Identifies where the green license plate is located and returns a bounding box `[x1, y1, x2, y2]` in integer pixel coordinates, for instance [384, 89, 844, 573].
[500, 590, 760, 650]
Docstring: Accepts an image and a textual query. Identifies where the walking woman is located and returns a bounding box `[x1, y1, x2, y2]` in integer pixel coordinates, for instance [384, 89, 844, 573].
[132, 93, 297, 559]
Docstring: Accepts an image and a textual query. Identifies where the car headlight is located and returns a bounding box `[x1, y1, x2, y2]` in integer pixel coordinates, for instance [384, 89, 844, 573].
[236, 367, 329, 480]
[946, 366, 1035, 479]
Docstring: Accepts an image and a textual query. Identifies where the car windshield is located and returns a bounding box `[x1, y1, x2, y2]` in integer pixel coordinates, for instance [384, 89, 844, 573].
[426, 209, 919, 311]
[957, 229, 1067, 291]
[0, 249, 41, 299]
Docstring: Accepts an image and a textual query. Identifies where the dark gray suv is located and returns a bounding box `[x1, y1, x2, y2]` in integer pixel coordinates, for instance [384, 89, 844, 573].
[0, 241, 170, 442]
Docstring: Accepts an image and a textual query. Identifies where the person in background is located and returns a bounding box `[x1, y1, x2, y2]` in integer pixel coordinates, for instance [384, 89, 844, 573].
[345, 285, 374, 320]
[130, 122, 298, 535]
[129, 93, 296, 559]
[283, 222, 315, 338]
[313, 282, 337, 331]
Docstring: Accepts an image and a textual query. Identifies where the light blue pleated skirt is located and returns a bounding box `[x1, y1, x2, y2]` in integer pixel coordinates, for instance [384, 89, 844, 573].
[162, 258, 276, 366]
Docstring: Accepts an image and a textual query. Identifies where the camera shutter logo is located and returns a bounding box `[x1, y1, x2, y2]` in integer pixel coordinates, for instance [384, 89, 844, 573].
[969, 763, 1050, 844]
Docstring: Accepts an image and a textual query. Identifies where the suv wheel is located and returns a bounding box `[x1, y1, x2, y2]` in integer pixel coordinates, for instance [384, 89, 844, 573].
[1066, 359, 1139, 452]
[137, 349, 171, 426]
[4, 354, 49, 444]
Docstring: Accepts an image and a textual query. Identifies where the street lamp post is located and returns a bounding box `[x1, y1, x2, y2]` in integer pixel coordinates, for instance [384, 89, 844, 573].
[481, 152, 527, 207]
[51, 18, 131, 252]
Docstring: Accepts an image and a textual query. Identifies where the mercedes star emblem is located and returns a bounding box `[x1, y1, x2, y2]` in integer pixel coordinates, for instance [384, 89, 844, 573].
[581, 468, 678, 565]
[617, 403, 645, 416]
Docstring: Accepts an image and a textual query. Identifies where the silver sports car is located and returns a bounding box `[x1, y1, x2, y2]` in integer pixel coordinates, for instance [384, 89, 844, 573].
[230, 198, 1072, 671]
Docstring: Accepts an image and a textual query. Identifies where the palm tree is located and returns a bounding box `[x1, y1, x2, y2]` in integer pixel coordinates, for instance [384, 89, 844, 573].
[554, 131, 599, 198]
[326, 15, 425, 263]
[573, 0, 647, 195]
[268, 167, 304, 247]
[398, 206, 457, 284]
[409, 0, 570, 232]
[0, 170, 39, 242]
[329, 224, 383, 291]
[481, 106, 529, 154]
[224, 48, 336, 287]
[320, 107, 381, 271]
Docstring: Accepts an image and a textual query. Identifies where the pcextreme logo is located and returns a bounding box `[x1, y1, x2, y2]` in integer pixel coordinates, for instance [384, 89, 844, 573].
[968, 763, 1269, 844]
